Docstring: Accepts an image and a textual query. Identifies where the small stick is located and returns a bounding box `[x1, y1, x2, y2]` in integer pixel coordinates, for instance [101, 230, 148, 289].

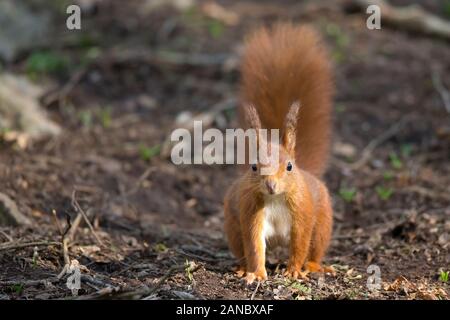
[67, 212, 83, 242]
[51, 209, 63, 236]
[0, 278, 59, 287]
[402, 185, 450, 202]
[109, 266, 183, 299]
[0, 241, 60, 252]
[71, 190, 104, 246]
[251, 281, 261, 300]
[125, 167, 156, 197]
[350, 116, 411, 170]
[0, 230, 13, 242]
[61, 214, 72, 266]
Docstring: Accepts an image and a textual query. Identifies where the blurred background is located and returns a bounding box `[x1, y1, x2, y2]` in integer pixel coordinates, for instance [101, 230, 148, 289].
[0, 0, 449, 300]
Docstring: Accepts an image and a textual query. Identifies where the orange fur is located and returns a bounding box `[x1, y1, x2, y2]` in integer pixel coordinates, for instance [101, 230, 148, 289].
[239, 23, 333, 177]
[224, 23, 334, 284]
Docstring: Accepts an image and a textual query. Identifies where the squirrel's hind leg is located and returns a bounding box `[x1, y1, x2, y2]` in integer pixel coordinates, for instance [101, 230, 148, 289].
[305, 192, 334, 275]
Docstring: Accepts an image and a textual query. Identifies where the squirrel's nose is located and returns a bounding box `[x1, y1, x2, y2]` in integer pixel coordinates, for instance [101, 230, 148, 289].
[265, 181, 277, 194]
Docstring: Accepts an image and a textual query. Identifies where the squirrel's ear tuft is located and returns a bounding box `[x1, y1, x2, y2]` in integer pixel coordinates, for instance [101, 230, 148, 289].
[282, 101, 301, 153]
[243, 103, 261, 130]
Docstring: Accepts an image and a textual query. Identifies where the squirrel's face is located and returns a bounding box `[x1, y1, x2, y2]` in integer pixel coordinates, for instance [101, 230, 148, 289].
[244, 100, 301, 196]
[251, 143, 296, 196]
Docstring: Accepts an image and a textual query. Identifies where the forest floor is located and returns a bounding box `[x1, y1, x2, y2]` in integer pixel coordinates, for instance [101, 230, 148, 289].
[0, 0, 449, 300]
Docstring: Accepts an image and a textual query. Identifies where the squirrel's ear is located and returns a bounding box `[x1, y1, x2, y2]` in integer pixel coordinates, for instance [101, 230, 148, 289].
[243, 103, 264, 164]
[282, 101, 300, 153]
[243, 103, 261, 130]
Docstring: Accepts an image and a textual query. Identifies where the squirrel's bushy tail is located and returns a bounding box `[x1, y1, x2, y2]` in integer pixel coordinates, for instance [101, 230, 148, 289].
[239, 23, 333, 177]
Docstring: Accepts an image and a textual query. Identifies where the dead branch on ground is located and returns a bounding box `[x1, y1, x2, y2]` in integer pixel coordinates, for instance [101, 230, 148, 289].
[71, 190, 104, 246]
[350, 115, 412, 170]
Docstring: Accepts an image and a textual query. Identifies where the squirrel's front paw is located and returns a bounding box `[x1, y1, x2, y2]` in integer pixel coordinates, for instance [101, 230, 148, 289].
[284, 266, 308, 280]
[244, 269, 267, 284]
[234, 265, 246, 278]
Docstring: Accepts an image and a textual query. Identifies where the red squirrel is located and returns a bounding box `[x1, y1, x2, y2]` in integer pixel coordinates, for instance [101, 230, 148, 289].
[224, 24, 334, 284]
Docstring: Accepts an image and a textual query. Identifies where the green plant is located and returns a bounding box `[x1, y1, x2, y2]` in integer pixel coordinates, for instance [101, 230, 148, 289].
[26, 51, 70, 78]
[339, 188, 357, 203]
[383, 171, 394, 180]
[291, 282, 311, 294]
[98, 108, 112, 128]
[326, 24, 349, 48]
[439, 270, 449, 283]
[208, 19, 224, 38]
[325, 23, 349, 64]
[376, 186, 393, 201]
[444, 0, 450, 18]
[79, 110, 93, 128]
[401, 144, 413, 158]
[139, 144, 161, 161]
[335, 104, 347, 113]
[389, 152, 403, 170]
[154, 243, 168, 253]
[185, 260, 196, 283]
[11, 283, 24, 295]
[81, 47, 101, 67]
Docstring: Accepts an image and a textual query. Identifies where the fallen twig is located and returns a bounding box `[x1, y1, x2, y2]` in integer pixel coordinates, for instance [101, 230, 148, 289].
[61, 213, 72, 266]
[0, 229, 13, 242]
[113, 265, 185, 299]
[349, 116, 412, 170]
[402, 185, 450, 202]
[0, 241, 60, 252]
[67, 212, 83, 243]
[251, 281, 261, 300]
[0, 277, 59, 287]
[71, 190, 104, 246]
[76, 286, 121, 300]
[125, 167, 157, 197]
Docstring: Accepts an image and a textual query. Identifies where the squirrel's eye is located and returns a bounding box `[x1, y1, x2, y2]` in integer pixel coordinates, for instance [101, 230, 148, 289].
[286, 162, 293, 171]
[251, 164, 258, 172]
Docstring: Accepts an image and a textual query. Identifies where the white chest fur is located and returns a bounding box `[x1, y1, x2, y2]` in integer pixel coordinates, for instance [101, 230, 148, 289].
[262, 194, 292, 246]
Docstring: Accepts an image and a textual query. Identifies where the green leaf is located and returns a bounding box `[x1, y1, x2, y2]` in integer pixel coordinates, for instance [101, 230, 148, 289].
[11, 283, 24, 295]
[79, 111, 93, 128]
[154, 243, 168, 253]
[376, 186, 393, 201]
[335, 104, 347, 113]
[383, 171, 394, 180]
[184, 260, 196, 283]
[208, 20, 224, 39]
[444, 0, 450, 18]
[26, 51, 70, 77]
[98, 108, 112, 128]
[439, 270, 449, 283]
[401, 144, 413, 158]
[291, 282, 311, 294]
[139, 144, 161, 161]
[389, 152, 403, 170]
[339, 188, 357, 203]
